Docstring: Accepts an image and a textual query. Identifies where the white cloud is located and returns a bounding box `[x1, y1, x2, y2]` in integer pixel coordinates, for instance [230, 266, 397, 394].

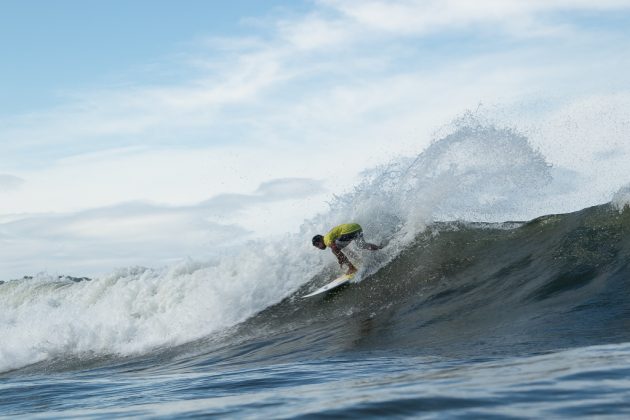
[2, 0, 628, 164]
[277, 13, 355, 50]
[321, 0, 630, 37]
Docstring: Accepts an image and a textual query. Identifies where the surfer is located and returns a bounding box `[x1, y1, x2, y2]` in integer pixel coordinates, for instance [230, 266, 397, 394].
[312, 223, 381, 274]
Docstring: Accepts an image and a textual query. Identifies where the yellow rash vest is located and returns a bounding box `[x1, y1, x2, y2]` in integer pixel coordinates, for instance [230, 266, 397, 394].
[323, 223, 362, 247]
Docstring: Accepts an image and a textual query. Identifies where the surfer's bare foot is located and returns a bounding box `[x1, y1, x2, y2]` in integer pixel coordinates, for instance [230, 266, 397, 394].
[347, 266, 357, 275]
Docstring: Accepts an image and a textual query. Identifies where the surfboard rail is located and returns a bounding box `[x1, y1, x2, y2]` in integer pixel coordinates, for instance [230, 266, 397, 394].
[302, 273, 356, 298]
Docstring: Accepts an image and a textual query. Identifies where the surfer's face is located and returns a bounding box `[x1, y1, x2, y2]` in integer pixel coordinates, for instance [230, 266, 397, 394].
[314, 242, 326, 250]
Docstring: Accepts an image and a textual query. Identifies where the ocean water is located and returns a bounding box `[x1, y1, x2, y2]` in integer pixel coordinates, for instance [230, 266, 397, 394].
[3, 123, 630, 417]
[4, 343, 630, 418]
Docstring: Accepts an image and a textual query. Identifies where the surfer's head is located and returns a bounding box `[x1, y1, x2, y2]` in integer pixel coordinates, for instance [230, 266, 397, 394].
[312, 235, 326, 250]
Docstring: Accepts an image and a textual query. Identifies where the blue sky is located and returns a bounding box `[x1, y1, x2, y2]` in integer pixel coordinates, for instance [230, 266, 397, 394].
[2, 0, 630, 279]
[0, 0, 303, 113]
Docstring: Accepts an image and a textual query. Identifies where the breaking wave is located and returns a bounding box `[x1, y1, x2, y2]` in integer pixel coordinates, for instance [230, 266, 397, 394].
[2, 120, 628, 373]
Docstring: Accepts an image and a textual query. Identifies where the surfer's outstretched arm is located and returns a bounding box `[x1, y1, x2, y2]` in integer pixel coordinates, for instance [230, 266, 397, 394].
[330, 244, 349, 265]
[330, 244, 357, 274]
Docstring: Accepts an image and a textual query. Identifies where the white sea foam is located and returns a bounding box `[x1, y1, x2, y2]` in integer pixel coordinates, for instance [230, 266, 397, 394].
[0, 120, 578, 373]
[0, 239, 326, 372]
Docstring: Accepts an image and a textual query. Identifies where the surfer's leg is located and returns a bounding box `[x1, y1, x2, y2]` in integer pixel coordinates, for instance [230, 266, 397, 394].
[355, 232, 382, 250]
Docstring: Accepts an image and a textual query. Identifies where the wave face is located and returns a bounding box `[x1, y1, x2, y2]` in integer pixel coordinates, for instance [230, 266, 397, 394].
[0, 122, 626, 374]
[206, 203, 630, 366]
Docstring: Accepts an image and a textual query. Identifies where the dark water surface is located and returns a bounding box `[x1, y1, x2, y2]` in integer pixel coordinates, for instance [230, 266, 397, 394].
[3, 345, 630, 418]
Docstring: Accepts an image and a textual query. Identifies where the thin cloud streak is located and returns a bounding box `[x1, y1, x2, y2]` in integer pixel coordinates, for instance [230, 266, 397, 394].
[0, 178, 325, 279]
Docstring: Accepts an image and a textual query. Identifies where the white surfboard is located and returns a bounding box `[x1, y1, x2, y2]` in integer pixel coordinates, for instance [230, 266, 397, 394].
[302, 273, 356, 298]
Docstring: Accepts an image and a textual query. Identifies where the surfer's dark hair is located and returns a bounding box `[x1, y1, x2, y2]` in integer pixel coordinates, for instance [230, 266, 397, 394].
[312, 235, 324, 246]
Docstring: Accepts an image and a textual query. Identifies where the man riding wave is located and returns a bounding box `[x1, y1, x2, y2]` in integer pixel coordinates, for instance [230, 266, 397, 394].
[312, 223, 381, 275]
